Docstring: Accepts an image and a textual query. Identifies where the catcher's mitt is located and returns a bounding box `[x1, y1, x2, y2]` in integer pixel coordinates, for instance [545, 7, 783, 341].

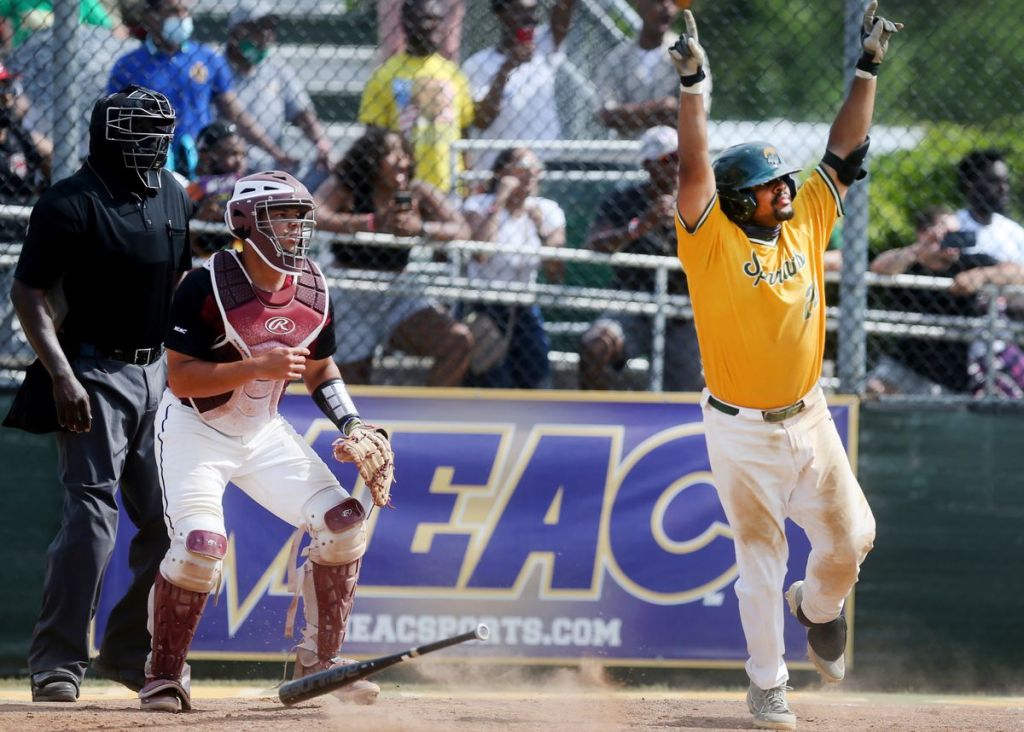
[332, 424, 394, 507]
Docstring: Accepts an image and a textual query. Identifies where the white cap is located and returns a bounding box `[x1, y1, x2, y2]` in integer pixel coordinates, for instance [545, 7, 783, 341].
[639, 126, 678, 163]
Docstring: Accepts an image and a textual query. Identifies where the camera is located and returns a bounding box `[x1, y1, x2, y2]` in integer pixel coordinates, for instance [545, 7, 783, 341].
[394, 191, 413, 207]
[940, 230, 976, 250]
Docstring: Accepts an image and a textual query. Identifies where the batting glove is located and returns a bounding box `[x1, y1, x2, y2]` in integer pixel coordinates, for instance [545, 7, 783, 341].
[668, 10, 707, 94]
[857, 1, 903, 77]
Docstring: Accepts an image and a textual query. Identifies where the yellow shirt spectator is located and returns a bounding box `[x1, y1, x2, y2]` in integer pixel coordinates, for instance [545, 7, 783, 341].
[359, 53, 474, 194]
[675, 168, 843, 409]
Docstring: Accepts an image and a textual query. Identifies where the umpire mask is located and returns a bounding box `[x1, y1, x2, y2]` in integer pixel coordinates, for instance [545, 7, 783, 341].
[89, 85, 176, 195]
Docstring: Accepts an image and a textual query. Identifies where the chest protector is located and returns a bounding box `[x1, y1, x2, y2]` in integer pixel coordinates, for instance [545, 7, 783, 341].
[186, 250, 329, 436]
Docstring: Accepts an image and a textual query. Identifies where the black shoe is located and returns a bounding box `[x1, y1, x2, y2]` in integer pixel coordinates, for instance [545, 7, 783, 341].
[785, 580, 847, 682]
[91, 656, 146, 692]
[31, 670, 80, 702]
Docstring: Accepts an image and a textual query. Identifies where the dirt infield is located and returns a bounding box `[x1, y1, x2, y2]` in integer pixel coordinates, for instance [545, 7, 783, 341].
[3, 681, 1023, 731]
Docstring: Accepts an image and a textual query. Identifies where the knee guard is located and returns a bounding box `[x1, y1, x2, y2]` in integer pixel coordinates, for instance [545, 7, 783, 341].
[302, 490, 366, 566]
[160, 516, 228, 593]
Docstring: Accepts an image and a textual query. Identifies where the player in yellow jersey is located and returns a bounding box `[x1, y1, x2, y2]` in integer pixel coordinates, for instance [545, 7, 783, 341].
[668, 4, 902, 729]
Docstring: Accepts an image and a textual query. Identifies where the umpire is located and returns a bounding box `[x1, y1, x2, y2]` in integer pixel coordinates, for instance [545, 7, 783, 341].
[5, 85, 193, 702]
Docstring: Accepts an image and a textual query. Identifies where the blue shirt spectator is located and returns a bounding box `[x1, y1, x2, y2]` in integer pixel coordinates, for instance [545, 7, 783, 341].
[107, 0, 294, 178]
[108, 40, 232, 146]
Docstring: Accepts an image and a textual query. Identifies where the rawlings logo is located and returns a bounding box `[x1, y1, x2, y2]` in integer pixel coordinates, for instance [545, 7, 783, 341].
[265, 316, 296, 334]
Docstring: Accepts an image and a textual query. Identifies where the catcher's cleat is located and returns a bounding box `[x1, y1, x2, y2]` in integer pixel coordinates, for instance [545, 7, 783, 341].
[30, 670, 79, 702]
[786, 580, 847, 682]
[292, 648, 380, 705]
[746, 683, 796, 731]
[139, 663, 192, 713]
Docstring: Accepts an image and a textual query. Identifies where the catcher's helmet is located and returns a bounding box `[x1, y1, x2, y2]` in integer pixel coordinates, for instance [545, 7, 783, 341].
[90, 85, 175, 194]
[225, 171, 316, 274]
[712, 142, 800, 224]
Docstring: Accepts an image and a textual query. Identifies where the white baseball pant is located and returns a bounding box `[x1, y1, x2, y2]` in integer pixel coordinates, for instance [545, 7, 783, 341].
[700, 385, 876, 691]
[154, 391, 350, 538]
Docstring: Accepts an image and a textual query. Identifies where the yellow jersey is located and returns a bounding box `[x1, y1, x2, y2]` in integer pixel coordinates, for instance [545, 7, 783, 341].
[675, 168, 843, 409]
[358, 53, 475, 194]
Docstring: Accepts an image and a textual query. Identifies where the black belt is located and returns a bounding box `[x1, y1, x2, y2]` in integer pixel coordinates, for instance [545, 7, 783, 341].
[70, 342, 165, 366]
[707, 394, 806, 423]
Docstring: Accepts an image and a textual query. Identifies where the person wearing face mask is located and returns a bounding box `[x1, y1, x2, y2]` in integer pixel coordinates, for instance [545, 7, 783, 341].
[464, 0, 578, 172]
[107, 0, 295, 179]
[222, 2, 333, 186]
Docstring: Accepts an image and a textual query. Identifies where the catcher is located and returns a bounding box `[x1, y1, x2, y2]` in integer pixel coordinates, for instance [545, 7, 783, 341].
[139, 171, 394, 713]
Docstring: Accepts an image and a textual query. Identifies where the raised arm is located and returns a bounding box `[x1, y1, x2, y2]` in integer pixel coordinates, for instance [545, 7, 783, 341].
[668, 11, 715, 230]
[550, 0, 578, 49]
[823, 1, 902, 199]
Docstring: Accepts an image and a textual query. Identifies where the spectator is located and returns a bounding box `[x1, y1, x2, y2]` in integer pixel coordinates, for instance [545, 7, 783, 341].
[314, 126, 473, 386]
[186, 120, 245, 263]
[594, 0, 711, 138]
[107, 0, 293, 179]
[0, 62, 49, 208]
[579, 126, 703, 392]
[222, 2, 334, 186]
[869, 151, 1024, 396]
[465, 0, 578, 171]
[461, 146, 565, 388]
[866, 206, 961, 396]
[8, 24, 125, 158]
[359, 0, 474, 195]
[378, 0, 463, 62]
[0, 0, 114, 54]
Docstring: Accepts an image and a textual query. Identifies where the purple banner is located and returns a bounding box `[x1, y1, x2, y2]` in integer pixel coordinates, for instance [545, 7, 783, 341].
[95, 388, 857, 667]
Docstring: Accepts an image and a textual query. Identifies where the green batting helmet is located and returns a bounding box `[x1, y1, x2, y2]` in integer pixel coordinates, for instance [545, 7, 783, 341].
[712, 142, 800, 223]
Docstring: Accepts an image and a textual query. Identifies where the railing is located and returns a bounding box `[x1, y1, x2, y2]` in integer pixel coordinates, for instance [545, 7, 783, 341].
[2, 208, 1023, 404]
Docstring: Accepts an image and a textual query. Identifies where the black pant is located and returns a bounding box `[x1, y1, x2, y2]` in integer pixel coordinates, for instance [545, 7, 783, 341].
[28, 356, 169, 685]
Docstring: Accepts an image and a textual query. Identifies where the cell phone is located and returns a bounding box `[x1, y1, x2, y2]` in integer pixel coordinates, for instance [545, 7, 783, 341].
[515, 26, 534, 44]
[940, 231, 976, 250]
[394, 191, 413, 207]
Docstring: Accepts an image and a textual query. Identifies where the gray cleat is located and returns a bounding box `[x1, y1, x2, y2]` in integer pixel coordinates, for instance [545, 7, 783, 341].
[747, 683, 796, 730]
[786, 580, 847, 682]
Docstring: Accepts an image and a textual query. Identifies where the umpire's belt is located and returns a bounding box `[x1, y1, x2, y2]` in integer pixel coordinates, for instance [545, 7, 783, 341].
[706, 394, 806, 423]
[69, 342, 165, 366]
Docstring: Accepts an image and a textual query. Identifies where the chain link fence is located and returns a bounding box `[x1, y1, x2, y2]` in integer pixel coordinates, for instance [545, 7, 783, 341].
[1, 0, 1023, 404]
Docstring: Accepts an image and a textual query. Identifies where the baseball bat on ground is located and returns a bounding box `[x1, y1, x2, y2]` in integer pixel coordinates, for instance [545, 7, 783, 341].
[278, 624, 490, 706]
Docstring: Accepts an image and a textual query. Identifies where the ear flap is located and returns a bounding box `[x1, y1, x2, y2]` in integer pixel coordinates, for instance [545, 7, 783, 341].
[718, 188, 756, 223]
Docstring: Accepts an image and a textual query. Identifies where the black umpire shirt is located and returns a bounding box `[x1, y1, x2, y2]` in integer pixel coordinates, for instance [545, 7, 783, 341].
[15, 161, 194, 351]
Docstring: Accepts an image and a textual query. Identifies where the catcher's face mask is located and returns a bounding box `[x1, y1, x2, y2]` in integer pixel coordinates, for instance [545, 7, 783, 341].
[225, 171, 316, 275]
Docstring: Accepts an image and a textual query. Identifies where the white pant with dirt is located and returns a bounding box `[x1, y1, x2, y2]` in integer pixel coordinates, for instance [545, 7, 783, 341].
[700, 385, 876, 691]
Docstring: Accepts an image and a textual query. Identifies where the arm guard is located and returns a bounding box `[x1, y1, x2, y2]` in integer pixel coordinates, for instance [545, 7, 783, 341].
[312, 378, 361, 436]
[822, 137, 871, 186]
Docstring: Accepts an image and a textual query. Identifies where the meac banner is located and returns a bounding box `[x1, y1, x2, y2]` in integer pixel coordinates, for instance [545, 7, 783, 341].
[94, 387, 857, 668]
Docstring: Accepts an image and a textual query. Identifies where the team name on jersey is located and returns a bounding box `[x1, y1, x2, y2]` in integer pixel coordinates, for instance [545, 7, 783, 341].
[742, 250, 807, 288]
